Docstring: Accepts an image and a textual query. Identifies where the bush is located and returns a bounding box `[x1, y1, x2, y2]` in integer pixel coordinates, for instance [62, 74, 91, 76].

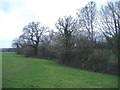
[21, 46, 34, 57]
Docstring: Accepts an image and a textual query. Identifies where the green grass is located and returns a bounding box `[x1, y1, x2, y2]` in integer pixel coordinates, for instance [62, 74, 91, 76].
[2, 52, 118, 88]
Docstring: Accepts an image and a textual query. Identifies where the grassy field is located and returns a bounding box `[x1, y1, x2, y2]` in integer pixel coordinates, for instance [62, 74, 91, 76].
[2, 52, 118, 88]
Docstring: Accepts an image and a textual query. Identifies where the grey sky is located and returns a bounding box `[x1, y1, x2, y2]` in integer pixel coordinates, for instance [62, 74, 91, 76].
[0, 0, 112, 48]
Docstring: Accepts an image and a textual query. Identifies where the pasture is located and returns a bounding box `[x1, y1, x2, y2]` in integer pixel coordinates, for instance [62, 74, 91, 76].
[2, 52, 118, 88]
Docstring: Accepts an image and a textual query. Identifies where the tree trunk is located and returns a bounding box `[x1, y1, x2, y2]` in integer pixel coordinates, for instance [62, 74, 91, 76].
[34, 45, 38, 56]
[82, 63, 85, 69]
[92, 64, 95, 71]
[107, 66, 110, 72]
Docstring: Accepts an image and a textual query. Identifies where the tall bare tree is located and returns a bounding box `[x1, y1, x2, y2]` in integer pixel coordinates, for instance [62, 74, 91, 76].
[55, 15, 78, 64]
[22, 21, 48, 56]
[99, 1, 120, 58]
[77, 1, 96, 47]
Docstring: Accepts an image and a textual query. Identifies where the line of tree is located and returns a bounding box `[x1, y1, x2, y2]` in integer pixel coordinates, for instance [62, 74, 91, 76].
[12, 1, 119, 75]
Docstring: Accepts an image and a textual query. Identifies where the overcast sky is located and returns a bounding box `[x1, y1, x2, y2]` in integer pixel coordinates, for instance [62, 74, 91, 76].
[0, 0, 113, 48]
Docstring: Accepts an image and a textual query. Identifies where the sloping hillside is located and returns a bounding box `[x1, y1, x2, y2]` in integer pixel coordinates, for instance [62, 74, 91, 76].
[2, 52, 118, 88]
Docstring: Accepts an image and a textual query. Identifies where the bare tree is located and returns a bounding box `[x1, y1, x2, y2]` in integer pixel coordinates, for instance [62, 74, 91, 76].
[77, 1, 96, 47]
[12, 38, 21, 54]
[55, 15, 78, 64]
[22, 21, 48, 56]
[99, 1, 120, 58]
[41, 30, 55, 46]
[76, 2, 98, 70]
[39, 30, 56, 59]
[12, 35, 31, 54]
